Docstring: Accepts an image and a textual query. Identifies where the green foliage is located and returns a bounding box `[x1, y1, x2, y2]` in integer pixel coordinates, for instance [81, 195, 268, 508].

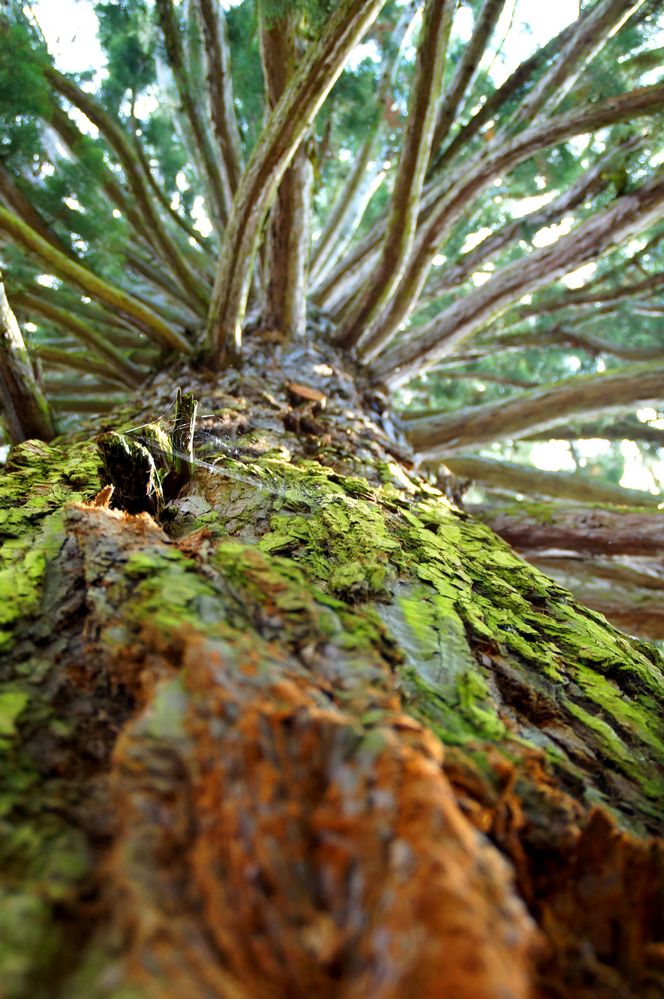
[95, 0, 155, 115]
[0, 20, 50, 165]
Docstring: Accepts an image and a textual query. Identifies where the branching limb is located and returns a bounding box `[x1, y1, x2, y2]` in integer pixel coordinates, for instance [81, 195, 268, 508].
[376, 171, 664, 382]
[430, 19, 578, 174]
[369, 83, 664, 368]
[155, 0, 230, 233]
[336, 0, 453, 351]
[206, 0, 386, 368]
[524, 418, 664, 446]
[451, 323, 664, 364]
[430, 0, 507, 155]
[404, 362, 664, 457]
[0, 275, 54, 443]
[259, 10, 313, 339]
[194, 0, 243, 199]
[0, 206, 192, 354]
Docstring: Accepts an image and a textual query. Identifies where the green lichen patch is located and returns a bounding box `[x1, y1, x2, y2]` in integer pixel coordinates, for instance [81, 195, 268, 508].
[214, 540, 402, 671]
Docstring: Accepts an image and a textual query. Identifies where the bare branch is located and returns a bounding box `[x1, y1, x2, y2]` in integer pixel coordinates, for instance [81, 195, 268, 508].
[194, 0, 244, 198]
[430, 20, 578, 175]
[36, 346, 130, 385]
[206, 0, 386, 368]
[526, 555, 664, 640]
[337, 0, 454, 351]
[405, 363, 664, 457]
[374, 169, 664, 381]
[430, 0, 508, 155]
[0, 206, 192, 354]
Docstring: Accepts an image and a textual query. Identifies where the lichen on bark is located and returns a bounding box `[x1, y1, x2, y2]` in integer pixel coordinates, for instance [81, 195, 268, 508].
[1, 341, 663, 997]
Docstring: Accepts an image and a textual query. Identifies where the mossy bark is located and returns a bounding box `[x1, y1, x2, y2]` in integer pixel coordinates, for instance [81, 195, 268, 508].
[1, 341, 663, 999]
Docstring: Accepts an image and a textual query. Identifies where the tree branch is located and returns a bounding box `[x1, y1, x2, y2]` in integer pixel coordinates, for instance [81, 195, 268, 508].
[437, 455, 661, 506]
[510, 0, 642, 129]
[337, 0, 453, 350]
[310, 1, 419, 284]
[259, 10, 312, 339]
[375, 170, 664, 381]
[526, 555, 664, 640]
[405, 363, 664, 457]
[36, 346, 129, 385]
[194, 0, 243, 200]
[0, 206, 192, 354]
[155, 0, 230, 233]
[430, 0, 507, 155]
[13, 291, 143, 386]
[0, 275, 54, 443]
[420, 134, 643, 306]
[206, 0, 386, 368]
[475, 503, 664, 557]
[45, 67, 209, 314]
[357, 81, 664, 359]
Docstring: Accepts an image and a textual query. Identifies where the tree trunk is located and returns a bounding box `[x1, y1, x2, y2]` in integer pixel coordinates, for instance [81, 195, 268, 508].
[2, 342, 663, 999]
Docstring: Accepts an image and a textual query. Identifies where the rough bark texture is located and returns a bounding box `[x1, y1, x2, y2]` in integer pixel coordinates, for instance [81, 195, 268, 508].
[1, 342, 664, 999]
[0, 277, 54, 443]
[479, 504, 664, 557]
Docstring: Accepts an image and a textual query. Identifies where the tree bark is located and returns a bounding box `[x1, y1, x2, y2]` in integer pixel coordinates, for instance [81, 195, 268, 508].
[2, 342, 664, 999]
[0, 276, 54, 442]
[259, 11, 312, 339]
[406, 363, 664, 456]
[375, 171, 664, 380]
[439, 454, 662, 507]
[477, 503, 664, 556]
[206, 0, 386, 366]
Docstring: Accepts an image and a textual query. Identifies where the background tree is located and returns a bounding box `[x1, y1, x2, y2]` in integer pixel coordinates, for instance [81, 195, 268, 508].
[0, 1, 663, 996]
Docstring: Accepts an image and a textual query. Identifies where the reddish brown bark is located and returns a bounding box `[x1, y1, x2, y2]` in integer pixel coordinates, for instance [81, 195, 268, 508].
[478, 505, 664, 557]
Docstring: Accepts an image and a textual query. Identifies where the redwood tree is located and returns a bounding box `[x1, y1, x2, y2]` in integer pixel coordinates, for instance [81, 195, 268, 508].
[1, 2, 663, 997]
